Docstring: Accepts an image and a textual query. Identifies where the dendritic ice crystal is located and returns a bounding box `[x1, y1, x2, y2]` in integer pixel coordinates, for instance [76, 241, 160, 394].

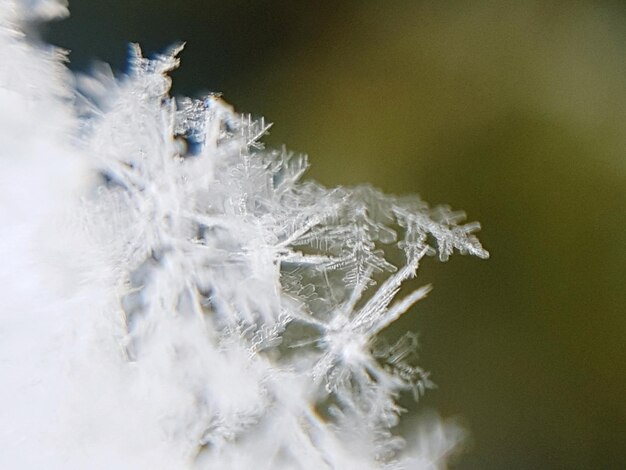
[0, 1, 488, 469]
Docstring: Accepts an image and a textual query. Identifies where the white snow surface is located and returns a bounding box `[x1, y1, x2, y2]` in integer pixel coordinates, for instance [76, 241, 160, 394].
[0, 1, 485, 468]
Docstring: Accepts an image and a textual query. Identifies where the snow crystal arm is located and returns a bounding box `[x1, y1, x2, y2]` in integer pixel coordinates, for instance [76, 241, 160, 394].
[394, 201, 489, 261]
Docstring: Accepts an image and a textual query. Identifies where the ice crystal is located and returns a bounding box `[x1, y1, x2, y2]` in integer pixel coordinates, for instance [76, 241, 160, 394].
[0, 1, 487, 468]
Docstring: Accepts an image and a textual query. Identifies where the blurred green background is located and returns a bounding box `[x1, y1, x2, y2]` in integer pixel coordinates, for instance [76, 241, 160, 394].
[45, 1, 625, 468]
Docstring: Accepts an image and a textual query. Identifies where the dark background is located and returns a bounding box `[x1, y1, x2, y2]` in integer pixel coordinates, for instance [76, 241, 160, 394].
[45, 1, 626, 468]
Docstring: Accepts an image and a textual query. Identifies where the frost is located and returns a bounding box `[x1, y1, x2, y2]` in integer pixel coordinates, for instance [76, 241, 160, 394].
[0, 1, 488, 469]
